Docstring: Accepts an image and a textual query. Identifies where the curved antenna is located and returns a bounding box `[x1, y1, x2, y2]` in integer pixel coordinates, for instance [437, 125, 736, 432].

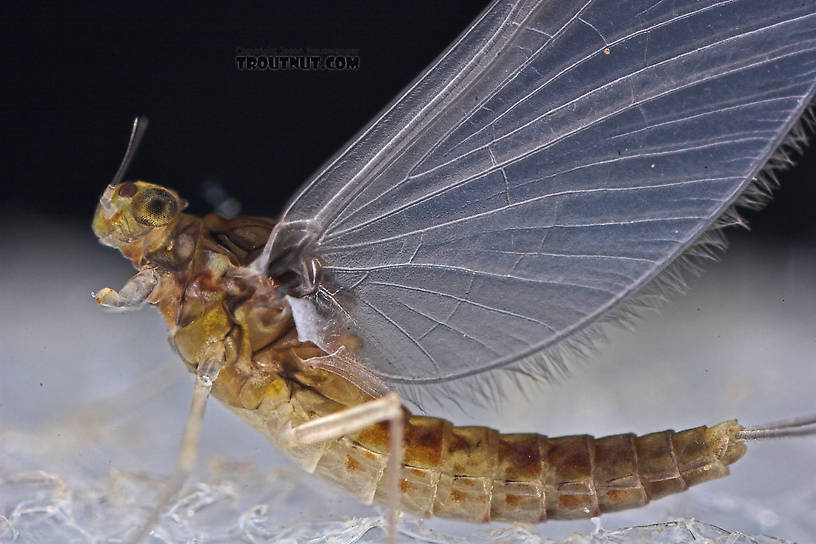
[738, 414, 816, 440]
[111, 117, 149, 186]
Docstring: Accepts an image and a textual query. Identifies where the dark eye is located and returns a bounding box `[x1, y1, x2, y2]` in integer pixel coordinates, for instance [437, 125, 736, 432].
[117, 182, 138, 198]
[132, 188, 180, 226]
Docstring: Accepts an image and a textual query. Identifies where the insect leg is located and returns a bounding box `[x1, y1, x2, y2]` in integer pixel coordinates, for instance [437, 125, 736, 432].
[286, 392, 404, 544]
[288, 392, 401, 445]
[125, 342, 225, 544]
[93, 268, 158, 310]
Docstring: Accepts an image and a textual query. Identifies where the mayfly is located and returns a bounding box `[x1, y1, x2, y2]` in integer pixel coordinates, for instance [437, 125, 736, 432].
[91, 1, 816, 542]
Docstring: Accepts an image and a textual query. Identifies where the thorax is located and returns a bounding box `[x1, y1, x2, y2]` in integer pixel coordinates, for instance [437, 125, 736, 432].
[137, 213, 368, 412]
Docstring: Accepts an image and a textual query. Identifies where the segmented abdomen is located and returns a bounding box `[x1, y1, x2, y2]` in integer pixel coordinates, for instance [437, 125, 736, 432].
[366, 416, 745, 522]
[231, 380, 746, 524]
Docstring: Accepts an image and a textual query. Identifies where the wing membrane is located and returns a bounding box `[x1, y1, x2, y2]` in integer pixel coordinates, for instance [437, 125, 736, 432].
[274, 0, 816, 384]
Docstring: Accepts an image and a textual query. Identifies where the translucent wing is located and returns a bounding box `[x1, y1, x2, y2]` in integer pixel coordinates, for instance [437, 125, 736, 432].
[267, 0, 816, 386]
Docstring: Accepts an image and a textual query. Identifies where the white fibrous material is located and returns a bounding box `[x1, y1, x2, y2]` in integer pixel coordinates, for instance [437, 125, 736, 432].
[0, 430, 796, 544]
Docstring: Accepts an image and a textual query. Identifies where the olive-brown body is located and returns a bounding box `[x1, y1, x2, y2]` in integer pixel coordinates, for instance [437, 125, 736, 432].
[99, 195, 747, 523]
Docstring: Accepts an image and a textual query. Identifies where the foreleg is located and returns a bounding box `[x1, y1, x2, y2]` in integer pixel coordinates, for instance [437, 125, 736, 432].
[93, 268, 158, 310]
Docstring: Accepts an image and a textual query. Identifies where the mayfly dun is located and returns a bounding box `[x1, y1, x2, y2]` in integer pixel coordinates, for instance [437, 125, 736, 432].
[90, 1, 816, 542]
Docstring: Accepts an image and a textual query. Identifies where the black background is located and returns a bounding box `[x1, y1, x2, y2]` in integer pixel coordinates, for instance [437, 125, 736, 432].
[5, 2, 815, 240]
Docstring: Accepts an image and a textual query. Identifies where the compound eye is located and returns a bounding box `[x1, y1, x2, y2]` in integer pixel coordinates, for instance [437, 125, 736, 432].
[132, 187, 180, 226]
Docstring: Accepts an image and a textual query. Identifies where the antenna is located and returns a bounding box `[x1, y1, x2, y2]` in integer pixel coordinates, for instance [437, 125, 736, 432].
[111, 117, 149, 187]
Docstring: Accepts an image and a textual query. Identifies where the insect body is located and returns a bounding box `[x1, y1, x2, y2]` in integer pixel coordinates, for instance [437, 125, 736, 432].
[90, 1, 816, 540]
[93, 180, 746, 524]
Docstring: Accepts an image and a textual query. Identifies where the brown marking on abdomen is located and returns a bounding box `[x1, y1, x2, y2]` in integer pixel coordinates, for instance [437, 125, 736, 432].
[346, 454, 361, 472]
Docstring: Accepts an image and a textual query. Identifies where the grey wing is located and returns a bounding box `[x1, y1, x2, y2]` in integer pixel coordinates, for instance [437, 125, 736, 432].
[273, 0, 816, 385]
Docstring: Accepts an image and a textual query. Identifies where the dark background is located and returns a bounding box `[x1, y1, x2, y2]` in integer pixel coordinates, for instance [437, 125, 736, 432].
[4, 2, 815, 240]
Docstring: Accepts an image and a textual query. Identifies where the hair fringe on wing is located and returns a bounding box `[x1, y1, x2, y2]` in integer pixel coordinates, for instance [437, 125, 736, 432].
[398, 106, 815, 414]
